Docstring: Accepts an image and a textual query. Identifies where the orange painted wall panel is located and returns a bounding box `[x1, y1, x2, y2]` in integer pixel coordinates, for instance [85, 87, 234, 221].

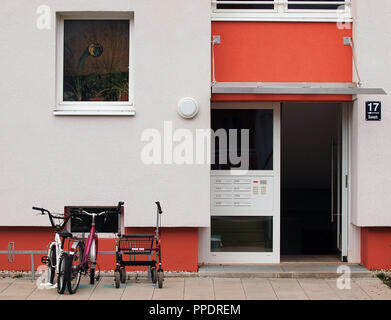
[361, 227, 391, 270]
[0, 227, 198, 272]
[212, 22, 353, 102]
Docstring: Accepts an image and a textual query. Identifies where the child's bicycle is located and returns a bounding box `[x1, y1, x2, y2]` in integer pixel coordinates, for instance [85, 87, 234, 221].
[66, 201, 124, 294]
[32, 206, 80, 294]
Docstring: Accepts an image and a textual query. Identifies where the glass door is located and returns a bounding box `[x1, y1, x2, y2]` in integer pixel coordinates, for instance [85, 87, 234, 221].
[203, 102, 280, 264]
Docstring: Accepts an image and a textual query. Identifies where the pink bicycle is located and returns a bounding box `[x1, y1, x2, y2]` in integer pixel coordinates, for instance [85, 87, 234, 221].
[66, 202, 124, 294]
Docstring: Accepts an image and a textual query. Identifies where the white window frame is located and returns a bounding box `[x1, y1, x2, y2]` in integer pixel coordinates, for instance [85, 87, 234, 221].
[211, 0, 352, 22]
[55, 13, 135, 116]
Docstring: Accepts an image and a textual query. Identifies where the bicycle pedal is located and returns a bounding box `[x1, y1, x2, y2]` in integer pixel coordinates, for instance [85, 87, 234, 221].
[41, 256, 50, 265]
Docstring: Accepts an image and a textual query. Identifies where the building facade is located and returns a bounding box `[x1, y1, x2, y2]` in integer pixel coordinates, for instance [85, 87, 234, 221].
[0, 0, 390, 272]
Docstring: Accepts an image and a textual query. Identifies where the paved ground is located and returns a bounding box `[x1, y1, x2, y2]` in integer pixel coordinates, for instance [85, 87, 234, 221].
[199, 263, 372, 278]
[0, 276, 391, 300]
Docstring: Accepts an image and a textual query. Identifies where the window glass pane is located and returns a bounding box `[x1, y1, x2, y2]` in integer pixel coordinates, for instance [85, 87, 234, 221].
[288, 0, 345, 10]
[63, 20, 129, 102]
[67, 207, 119, 233]
[211, 109, 273, 170]
[216, 0, 274, 10]
[211, 216, 273, 252]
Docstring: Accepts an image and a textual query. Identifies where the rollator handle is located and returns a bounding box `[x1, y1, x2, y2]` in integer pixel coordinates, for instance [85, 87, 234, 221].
[155, 201, 162, 214]
[117, 201, 124, 213]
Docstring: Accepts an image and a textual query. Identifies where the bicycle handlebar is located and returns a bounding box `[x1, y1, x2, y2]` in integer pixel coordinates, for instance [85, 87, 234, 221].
[34, 202, 124, 229]
[32, 206, 77, 231]
[69, 201, 124, 217]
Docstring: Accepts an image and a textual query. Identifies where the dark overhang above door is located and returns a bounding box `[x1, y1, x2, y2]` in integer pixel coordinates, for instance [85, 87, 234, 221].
[211, 82, 387, 95]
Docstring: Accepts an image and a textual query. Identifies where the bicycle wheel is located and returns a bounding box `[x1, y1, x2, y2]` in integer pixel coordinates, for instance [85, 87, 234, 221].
[48, 245, 56, 284]
[57, 254, 68, 294]
[67, 242, 83, 294]
[90, 265, 95, 285]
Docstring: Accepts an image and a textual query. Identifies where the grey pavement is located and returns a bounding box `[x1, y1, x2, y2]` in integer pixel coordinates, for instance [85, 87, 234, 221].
[0, 276, 390, 300]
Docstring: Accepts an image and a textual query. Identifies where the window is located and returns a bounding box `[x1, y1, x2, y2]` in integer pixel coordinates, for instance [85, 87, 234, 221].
[216, 0, 273, 10]
[56, 14, 134, 115]
[211, 109, 273, 171]
[288, 0, 345, 10]
[66, 206, 120, 233]
[212, 0, 352, 21]
[211, 216, 273, 252]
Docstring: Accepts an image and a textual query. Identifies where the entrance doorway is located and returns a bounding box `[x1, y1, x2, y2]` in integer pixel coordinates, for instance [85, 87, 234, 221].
[281, 102, 347, 260]
[200, 101, 349, 265]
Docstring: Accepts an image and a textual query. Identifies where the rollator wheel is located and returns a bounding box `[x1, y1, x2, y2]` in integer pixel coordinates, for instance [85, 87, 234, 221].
[120, 268, 126, 283]
[151, 268, 157, 284]
[114, 270, 121, 288]
[157, 270, 164, 289]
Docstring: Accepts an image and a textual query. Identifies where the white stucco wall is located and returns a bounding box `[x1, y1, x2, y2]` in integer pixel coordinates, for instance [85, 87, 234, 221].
[351, 0, 391, 226]
[0, 0, 211, 227]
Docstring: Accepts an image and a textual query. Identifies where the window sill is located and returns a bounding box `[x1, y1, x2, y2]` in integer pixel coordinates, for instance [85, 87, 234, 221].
[53, 110, 136, 116]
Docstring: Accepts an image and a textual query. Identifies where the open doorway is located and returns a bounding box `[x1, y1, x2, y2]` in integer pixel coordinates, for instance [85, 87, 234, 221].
[281, 102, 344, 261]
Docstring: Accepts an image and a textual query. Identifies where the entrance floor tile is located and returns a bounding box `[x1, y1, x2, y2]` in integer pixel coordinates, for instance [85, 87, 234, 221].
[0, 278, 15, 294]
[0, 280, 36, 299]
[298, 279, 340, 300]
[241, 278, 277, 300]
[122, 279, 155, 300]
[89, 277, 125, 300]
[184, 278, 214, 300]
[58, 278, 97, 300]
[213, 278, 246, 300]
[269, 279, 309, 300]
[325, 279, 371, 300]
[353, 278, 391, 300]
[152, 278, 184, 300]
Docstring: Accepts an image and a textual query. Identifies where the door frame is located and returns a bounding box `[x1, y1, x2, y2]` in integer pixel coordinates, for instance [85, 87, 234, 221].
[200, 102, 281, 264]
[340, 102, 350, 261]
[199, 101, 350, 264]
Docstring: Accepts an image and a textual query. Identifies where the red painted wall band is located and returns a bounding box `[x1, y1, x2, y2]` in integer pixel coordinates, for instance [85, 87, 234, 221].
[0, 227, 198, 272]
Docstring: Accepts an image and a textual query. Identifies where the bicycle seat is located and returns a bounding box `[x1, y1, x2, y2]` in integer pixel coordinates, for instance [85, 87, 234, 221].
[59, 231, 73, 238]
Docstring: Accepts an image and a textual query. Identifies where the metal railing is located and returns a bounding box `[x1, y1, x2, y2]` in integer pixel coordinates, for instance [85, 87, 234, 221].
[0, 242, 152, 281]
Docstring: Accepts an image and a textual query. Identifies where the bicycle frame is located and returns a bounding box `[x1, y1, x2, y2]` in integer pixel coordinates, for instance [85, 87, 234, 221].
[68, 202, 123, 290]
[70, 212, 99, 270]
[32, 206, 76, 284]
[49, 233, 64, 272]
[82, 221, 98, 265]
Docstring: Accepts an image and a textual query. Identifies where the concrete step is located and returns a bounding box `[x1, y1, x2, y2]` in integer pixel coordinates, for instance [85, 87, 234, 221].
[198, 264, 374, 279]
[0, 263, 374, 280]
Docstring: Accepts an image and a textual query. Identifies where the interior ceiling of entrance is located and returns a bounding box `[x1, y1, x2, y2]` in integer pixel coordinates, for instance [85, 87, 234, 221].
[281, 102, 341, 256]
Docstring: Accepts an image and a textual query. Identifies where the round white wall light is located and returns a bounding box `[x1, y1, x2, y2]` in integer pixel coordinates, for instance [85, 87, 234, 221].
[177, 97, 198, 119]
